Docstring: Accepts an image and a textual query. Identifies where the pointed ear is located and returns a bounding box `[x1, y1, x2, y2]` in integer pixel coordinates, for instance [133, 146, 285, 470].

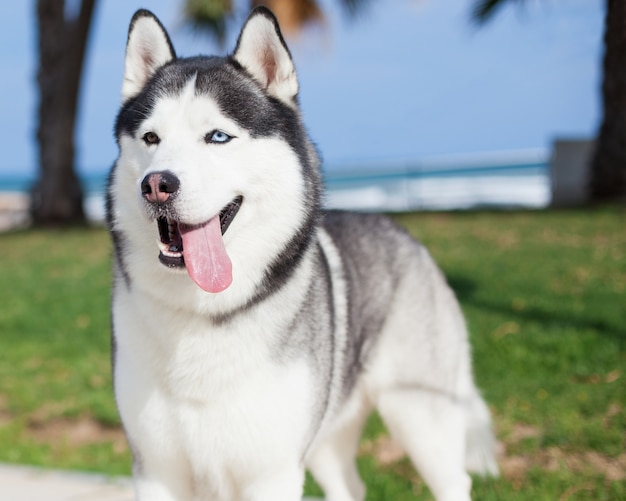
[233, 7, 298, 106]
[122, 9, 176, 102]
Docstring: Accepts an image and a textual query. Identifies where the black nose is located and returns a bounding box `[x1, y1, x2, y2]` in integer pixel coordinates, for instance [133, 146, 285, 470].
[141, 171, 180, 204]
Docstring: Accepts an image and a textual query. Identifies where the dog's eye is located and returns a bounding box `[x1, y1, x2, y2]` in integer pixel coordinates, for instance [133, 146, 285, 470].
[205, 130, 233, 144]
[142, 132, 160, 145]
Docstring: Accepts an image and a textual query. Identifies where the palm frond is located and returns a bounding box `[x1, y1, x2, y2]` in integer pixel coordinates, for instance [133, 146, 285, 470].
[338, 0, 371, 17]
[472, 0, 524, 25]
[183, 0, 234, 44]
[252, 0, 324, 34]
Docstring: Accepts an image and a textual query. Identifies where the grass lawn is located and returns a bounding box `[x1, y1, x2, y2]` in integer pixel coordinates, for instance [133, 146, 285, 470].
[0, 207, 624, 499]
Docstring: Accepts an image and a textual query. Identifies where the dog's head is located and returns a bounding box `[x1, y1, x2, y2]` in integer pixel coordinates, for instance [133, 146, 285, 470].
[109, 8, 320, 298]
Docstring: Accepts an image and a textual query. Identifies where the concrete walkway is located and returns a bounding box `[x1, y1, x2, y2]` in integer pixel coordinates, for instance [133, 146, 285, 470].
[0, 463, 323, 500]
[0, 463, 133, 501]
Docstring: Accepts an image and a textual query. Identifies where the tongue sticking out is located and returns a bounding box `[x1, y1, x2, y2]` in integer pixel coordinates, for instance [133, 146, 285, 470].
[180, 215, 232, 293]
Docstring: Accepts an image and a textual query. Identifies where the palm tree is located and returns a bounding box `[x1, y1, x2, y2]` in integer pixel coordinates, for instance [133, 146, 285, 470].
[32, 0, 97, 226]
[184, 0, 364, 40]
[473, 0, 626, 203]
[589, 0, 626, 202]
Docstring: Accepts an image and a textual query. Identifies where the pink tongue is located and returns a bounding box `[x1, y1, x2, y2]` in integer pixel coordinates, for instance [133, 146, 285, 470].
[180, 215, 232, 293]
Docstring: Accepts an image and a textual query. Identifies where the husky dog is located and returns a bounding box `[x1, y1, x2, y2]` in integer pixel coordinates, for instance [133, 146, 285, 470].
[107, 7, 498, 501]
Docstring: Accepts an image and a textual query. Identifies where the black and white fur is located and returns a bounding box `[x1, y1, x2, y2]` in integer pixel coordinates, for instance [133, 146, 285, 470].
[107, 8, 498, 501]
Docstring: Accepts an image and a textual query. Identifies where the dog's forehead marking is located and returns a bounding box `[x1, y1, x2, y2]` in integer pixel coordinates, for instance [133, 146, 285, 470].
[136, 71, 238, 140]
[155, 75, 240, 130]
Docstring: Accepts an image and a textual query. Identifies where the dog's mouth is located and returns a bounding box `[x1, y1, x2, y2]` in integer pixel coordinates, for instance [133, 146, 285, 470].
[156, 196, 243, 293]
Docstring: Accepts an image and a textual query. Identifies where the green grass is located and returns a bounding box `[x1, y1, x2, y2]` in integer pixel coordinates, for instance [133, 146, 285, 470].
[0, 207, 624, 499]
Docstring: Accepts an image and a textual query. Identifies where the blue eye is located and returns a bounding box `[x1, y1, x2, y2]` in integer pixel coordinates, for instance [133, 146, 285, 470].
[205, 130, 233, 144]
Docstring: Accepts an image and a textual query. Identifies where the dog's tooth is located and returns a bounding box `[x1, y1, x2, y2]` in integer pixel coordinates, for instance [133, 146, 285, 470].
[162, 248, 182, 258]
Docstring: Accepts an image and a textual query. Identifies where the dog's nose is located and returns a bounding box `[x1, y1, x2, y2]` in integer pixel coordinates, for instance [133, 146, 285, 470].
[141, 171, 180, 204]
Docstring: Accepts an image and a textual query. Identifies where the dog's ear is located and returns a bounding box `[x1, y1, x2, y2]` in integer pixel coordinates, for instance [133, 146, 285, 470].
[122, 9, 175, 102]
[233, 7, 298, 106]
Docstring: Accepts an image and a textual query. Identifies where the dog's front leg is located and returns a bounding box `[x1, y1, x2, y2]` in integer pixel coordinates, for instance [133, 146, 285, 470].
[240, 465, 305, 501]
[133, 466, 193, 501]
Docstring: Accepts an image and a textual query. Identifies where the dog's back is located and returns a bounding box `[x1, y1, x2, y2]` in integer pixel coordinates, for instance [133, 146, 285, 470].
[306, 211, 498, 500]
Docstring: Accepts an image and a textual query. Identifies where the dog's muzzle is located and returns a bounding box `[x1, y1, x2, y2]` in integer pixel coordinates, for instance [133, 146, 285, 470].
[139, 170, 243, 291]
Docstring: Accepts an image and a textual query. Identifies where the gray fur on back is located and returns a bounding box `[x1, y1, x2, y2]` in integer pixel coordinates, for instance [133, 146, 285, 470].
[321, 211, 425, 396]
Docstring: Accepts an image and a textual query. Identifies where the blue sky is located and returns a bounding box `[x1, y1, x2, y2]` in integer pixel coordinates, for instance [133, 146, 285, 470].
[0, 0, 603, 176]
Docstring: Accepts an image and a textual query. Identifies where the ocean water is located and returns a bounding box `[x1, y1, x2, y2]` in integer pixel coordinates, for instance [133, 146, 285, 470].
[0, 171, 108, 195]
[323, 160, 549, 211]
[0, 156, 551, 223]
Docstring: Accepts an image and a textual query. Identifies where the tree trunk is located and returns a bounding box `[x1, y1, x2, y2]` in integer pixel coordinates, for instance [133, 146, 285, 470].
[32, 0, 96, 225]
[590, 0, 626, 202]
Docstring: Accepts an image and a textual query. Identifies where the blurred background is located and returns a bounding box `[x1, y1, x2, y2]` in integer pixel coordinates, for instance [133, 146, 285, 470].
[0, 0, 611, 228]
[0, 2, 624, 499]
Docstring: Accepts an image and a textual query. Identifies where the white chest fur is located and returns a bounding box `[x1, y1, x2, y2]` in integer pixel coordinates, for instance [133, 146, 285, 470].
[113, 287, 315, 499]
